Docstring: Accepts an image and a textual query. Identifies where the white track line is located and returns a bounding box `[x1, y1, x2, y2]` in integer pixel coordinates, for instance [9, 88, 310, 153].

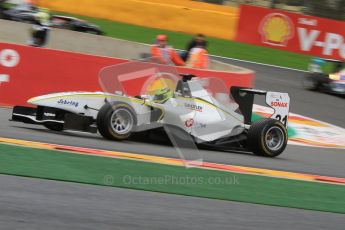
[210, 54, 308, 73]
[96, 36, 308, 73]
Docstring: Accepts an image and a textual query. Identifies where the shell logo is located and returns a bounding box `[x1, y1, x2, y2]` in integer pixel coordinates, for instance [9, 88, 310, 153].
[259, 13, 294, 47]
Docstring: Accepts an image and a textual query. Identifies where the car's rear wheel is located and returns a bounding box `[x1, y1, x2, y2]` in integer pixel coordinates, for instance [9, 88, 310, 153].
[247, 118, 287, 157]
[97, 102, 137, 140]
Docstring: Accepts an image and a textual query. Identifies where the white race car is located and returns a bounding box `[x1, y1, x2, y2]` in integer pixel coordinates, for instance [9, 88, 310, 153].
[11, 62, 290, 157]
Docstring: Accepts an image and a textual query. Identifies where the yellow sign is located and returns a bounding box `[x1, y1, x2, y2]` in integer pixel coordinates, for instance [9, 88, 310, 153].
[38, 0, 239, 40]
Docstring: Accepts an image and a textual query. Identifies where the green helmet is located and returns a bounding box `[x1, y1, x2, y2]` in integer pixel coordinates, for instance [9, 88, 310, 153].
[153, 88, 173, 103]
[34, 12, 50, 25]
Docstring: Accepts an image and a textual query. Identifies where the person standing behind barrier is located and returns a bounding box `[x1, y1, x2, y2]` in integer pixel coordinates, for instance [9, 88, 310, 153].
[186, 41, 209, 69]
[150, 34, 185, 66]
[181, 34, 207, 61]
[29, 10, 50, 47]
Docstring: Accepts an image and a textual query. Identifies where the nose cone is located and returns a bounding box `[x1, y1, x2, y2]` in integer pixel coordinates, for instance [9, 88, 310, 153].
[27, 96, 40, 104]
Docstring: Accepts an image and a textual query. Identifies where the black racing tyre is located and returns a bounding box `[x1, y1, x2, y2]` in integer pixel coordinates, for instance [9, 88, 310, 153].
[247, 118, 288, 157]
[302, 75, 318, 90]
[97, 102, 137, 141]
[44, 123, 64, 131]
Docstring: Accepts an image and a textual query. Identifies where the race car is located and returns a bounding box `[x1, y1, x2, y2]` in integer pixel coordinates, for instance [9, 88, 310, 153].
[1, 3, 38, 23]
[11, 62, 290, 157]
[1, 4, 103, 35]
[303, 58, 345, 95]
[0, 0, 8, 16]
[50, 15, 103, 35]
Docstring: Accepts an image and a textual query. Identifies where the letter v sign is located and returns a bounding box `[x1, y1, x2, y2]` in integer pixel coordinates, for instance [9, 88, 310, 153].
[298, 28, 320, 51]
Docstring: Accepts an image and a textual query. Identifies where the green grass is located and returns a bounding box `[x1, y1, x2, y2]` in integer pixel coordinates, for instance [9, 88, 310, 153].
[0, 143, 345, 214]
[53, 11, 312, 70]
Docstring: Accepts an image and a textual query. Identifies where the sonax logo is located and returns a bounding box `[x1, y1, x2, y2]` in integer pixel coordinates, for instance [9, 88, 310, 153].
[259, 13, 294, 47]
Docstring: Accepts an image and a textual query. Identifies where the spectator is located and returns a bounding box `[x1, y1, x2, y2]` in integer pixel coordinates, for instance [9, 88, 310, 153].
[29, 11, 50, 47]
[181, 33, 207, 61]
[186, 40, 209, 69]
[150, 34, 184, 66]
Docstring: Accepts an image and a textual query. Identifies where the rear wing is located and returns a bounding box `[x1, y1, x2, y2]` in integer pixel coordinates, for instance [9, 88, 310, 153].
[231, 87, 290, 127]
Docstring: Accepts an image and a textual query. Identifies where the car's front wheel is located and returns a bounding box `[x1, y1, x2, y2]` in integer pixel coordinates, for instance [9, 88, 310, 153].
[303, 75, 318, 90]
[247, 118, 288, 157]
[97, 102, 137, 141]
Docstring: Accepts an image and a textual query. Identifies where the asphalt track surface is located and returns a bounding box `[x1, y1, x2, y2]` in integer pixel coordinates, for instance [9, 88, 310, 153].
[1, 174, 345, 230]
[1, 55, 345, 228]
[220, 58, 345, 128]
[1, 59, 345, 178]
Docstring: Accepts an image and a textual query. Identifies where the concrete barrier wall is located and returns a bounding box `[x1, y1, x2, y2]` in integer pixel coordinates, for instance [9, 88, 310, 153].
[0, 42, 254, 107]
[0, 19, 253, 73]
[38, 0, 239, 40]
[0, 19, 254, 107]
[0, 20, 148, 60]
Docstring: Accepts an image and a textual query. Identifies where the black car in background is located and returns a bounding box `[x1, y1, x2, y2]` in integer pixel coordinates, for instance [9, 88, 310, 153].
[50, 15, 103, 35]
[303, 58, 345, 95]
[1, 3, 37, 23]
[0, 0, 8, 15]
[0, 3, 103, 35]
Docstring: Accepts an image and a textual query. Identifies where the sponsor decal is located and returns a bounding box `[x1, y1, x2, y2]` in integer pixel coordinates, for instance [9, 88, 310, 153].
[297, 28, 345, 59]
[237, 5, 345, 60]
[44, 112, 55, 117]
[185, 118, 206, 129]
[185, 118, 194, 128]
[254, 105, 345, 149]
[269, 93, 282, 100]
[270, 101, 288, 107]
[57, 99, 79, 108]
[194, 122, 207, 129]
[259, 13, 294, 47]
[184, 103, 203, 112]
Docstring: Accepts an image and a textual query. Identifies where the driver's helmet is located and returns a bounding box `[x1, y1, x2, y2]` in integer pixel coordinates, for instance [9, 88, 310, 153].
[39, 7, 50, 14]
[34, 11, 50, 25]
[152, 87, 173, 103]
